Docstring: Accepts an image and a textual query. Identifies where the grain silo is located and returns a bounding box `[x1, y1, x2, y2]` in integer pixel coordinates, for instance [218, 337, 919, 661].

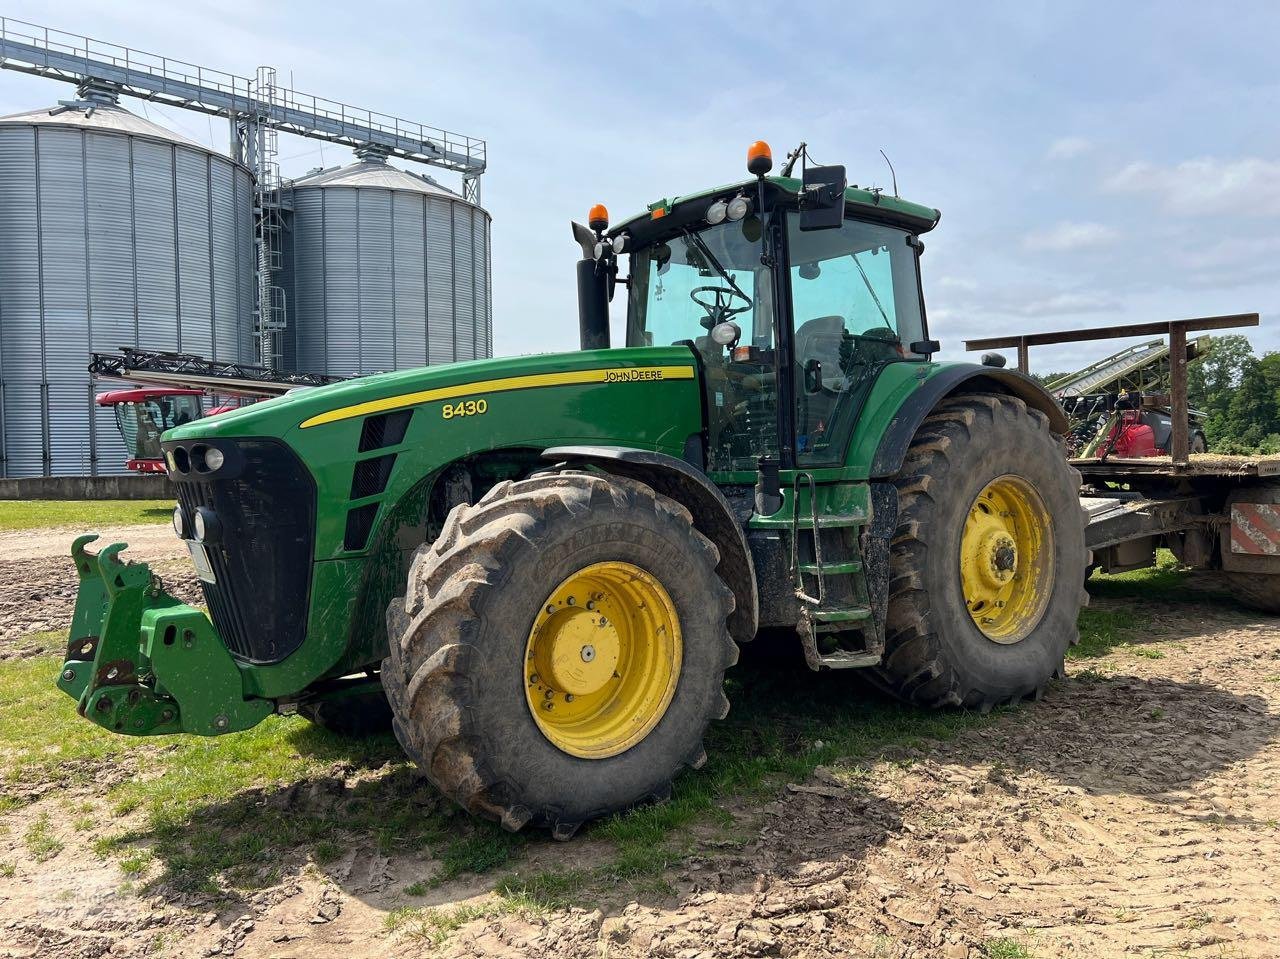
[285, 156, 491, 376]
[0, 94, 255, 477]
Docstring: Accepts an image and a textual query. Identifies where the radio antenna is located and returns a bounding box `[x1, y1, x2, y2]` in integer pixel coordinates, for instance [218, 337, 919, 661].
[879, 150, 899, 197]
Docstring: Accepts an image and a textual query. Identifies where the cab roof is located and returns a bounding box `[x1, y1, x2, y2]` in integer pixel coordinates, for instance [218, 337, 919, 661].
[613, 175, 941, 238]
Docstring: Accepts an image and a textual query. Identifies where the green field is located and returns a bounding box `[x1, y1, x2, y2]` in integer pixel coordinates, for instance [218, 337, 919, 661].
[0, 499, 173, 531]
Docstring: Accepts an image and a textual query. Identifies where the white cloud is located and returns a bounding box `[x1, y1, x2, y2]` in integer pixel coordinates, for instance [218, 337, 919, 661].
[1010, 292, 1120, 317]
[1105, 157, 1280, 216]
[1023, 221, 1119, 252]
[1046, 136, 1092, 160]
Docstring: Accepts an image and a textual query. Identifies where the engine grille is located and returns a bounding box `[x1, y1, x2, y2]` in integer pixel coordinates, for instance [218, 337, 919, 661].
[166, 438, 316, 664]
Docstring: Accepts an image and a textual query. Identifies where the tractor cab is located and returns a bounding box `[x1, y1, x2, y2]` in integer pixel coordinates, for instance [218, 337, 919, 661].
[575, 141, 941, 475]
[96, 387, 204, 472]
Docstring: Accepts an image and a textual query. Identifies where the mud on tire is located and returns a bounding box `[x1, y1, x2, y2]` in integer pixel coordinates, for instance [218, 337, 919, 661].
[871, 393, 1090, 712]
[382, 470, 737, 837]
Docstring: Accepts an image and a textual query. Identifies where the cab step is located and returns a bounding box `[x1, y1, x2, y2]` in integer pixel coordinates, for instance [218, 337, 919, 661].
[816, 650, 882, 669]
[811, 606, 872, 625]
[798, 559, 863, 575]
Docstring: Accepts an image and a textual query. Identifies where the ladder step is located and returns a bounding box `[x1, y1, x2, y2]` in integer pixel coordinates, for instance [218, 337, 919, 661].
[812, 606, 872, 624]
[818, 650, 882, 669]
[798, 559, 863, 575]
[793, 515, 865, 529]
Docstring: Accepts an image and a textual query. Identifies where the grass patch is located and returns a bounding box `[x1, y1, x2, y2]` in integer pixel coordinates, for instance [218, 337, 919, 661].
[0, 861, 15, 878]
[24, 813, 64, 862]
[983, 938, 1031, 959]
[0, 499, 173, 531]
[431, 829, 524, 885]
[384, 902, 514, 944]
[1071, 606, 1142, 659]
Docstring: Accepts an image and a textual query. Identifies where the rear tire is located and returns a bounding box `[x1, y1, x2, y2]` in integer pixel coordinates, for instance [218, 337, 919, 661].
[871, 393, 1089, 711]
[382, 470, 736, 836]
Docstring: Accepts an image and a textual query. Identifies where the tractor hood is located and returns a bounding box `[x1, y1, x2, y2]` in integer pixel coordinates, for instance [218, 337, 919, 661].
[163, 347, 697, 444]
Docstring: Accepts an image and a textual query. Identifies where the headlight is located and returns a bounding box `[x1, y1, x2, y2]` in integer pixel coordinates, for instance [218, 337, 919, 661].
[203, 447, 225, 472]
[193, 507, 220, 543]
[706, 199, 728, 225]
[726, 195, 752, 221]
[710, 321, 741, 346]
[172, 505, 187, 539]
[611, 233, 629, 254]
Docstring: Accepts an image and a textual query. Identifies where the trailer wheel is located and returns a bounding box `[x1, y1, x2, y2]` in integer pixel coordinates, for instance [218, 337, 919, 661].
[382, 470, 736, 837]
[872, 393, 1089, 711]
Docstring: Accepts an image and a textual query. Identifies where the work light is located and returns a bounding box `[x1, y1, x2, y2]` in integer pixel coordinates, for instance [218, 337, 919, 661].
[705, 199, 728, 225]
[726, 194, 752, 221]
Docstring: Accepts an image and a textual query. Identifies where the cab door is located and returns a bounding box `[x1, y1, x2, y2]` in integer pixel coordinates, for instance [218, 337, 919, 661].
[783, 215, 928, 467]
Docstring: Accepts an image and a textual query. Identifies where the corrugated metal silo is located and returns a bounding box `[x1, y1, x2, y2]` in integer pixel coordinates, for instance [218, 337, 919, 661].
[0, 98, 255, 477]
[286, 157, 492, 377]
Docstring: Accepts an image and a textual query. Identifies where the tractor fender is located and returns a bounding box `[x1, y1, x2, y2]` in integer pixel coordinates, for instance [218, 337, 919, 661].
[870, 365, 1068, 479]
[542, 445, 758, 644]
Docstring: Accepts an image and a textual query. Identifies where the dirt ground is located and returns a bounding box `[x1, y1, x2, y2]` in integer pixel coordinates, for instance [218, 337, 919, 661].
[1, 528, 1277, 958]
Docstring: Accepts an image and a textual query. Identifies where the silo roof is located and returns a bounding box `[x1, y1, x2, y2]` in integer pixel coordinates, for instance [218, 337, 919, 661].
[289, 159, 468, 201]
[0, 102, 212, 152]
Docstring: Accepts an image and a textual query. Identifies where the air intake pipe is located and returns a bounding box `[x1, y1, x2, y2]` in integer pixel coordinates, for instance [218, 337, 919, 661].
[572, 220, 611, 351]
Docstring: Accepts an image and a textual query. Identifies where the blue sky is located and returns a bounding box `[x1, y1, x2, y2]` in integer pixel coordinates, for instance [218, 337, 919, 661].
[2, 1, 1276, 374]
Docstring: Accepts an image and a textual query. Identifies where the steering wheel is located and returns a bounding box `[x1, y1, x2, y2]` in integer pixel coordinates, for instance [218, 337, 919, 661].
[690, 285, 752, 329]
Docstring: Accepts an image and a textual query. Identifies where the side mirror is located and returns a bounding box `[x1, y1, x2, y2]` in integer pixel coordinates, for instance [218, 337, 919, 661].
[799, 164, 847, 232]
[804, 357, 823, 393]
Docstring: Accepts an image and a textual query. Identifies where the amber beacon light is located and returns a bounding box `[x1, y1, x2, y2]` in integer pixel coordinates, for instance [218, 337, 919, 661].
[588, 204, 609, 232]
[747, 140, 773, 176]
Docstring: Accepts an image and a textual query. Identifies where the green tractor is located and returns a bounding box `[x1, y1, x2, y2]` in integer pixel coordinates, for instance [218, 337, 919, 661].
[60, 141, 1087, 837]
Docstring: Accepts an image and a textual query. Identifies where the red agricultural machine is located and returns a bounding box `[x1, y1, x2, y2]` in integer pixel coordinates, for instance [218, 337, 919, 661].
[91, 349, 344, 472]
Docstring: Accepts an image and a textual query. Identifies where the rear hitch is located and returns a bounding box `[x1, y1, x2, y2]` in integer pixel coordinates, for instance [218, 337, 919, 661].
[58, 534, 272, 737]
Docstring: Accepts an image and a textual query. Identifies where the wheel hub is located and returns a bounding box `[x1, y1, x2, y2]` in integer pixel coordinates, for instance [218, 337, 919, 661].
[525, 561, 682, 759]
[959, 475, 1055, 644]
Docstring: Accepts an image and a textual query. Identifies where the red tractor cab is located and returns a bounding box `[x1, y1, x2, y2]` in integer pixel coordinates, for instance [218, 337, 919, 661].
[96, 388, 206, 473]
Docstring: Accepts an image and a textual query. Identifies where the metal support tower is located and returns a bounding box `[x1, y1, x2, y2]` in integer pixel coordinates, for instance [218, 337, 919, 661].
[0, 17, 487, 363]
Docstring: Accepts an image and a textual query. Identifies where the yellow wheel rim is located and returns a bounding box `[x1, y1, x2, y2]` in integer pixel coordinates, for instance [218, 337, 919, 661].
[959, 475, 1055, 644]
[524, 561, 682, 759]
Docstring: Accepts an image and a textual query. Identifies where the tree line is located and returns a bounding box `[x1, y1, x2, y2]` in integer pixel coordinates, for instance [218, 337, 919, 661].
[1186, 334, 1280, 454]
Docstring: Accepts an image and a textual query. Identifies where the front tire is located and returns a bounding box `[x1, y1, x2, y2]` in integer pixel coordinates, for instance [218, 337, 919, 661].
[872, 393, 1089, 711]
[382, 471, 736, 837]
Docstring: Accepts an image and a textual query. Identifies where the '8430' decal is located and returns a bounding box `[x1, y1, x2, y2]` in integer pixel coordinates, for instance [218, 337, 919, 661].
[441, 398, 488, 420]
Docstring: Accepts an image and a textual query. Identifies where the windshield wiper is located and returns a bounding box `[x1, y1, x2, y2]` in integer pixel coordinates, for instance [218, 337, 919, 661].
[850, 252, 892, 329]
[682, 228, 751, 305]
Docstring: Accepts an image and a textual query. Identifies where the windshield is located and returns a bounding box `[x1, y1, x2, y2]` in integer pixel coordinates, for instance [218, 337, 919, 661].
[113, 395, 202, 460]
[627, 217, 777, 472]
[626, 218, 772, 350]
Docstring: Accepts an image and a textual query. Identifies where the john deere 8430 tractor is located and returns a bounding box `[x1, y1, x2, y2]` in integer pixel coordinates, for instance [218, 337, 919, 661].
[60, 141, 1087, 837]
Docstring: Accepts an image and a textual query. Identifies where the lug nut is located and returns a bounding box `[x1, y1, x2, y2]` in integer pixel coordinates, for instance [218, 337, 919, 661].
[567, 596, 576, 606]
[565, 693, 575, 703]
[529, 673, 540, 685]
[545, 605, 555, 615]
[586, 601, 596, 610]
[213, 714, 229, 731]
[544, 689, 555, 700]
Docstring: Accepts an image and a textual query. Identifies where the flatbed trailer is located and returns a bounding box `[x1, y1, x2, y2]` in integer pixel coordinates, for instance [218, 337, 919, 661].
[1077, 455, 1280, 609]
[968, 316, 1280, 612]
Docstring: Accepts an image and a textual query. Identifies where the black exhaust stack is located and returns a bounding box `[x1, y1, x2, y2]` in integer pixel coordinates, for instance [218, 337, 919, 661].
[572, 220, 611, 351]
